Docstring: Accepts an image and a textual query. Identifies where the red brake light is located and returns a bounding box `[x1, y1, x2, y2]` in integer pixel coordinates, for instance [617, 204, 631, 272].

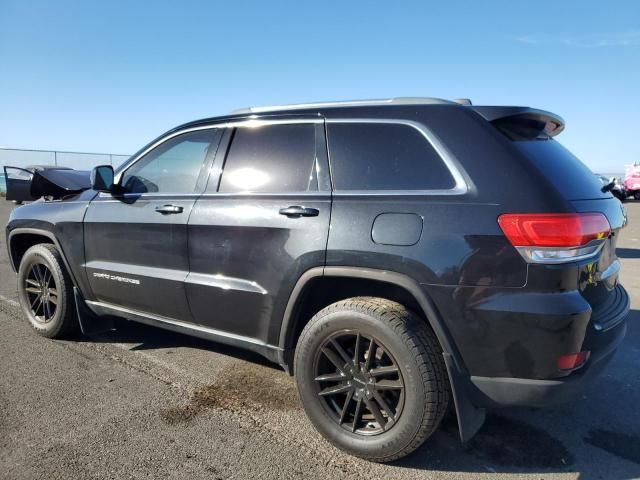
[498, 213, 610, 247]
[557, 351, 590, 371]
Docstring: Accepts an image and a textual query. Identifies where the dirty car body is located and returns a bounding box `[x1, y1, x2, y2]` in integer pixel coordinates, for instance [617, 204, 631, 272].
[5, 98, 630, 460]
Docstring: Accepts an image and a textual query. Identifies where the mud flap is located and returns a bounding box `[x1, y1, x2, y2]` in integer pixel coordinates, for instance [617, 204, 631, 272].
[443, 352, 486, 442]
[74, 287, 114, 335]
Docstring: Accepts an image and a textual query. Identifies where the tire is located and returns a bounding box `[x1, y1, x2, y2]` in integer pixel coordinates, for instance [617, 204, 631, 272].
[17, 243, 80, 338]
[634, 191, 640, 200]
[294, 297, 450, 462]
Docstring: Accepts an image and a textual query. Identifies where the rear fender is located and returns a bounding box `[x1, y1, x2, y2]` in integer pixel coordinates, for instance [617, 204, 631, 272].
[278, 266, 485, 442]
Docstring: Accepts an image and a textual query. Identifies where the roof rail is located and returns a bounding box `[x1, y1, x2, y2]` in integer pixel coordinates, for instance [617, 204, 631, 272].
[230, 97, 455, 115]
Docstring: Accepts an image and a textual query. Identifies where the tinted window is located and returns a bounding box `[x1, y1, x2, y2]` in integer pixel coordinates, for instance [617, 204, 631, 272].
[514, 139, 609, 200]
[327, 123, 455, 191]
[218, 124, 317, 193]
[122, 130, 219, 194]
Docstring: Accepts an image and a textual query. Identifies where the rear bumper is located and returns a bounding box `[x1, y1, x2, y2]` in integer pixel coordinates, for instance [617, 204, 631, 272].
[466, 286, 629, 408]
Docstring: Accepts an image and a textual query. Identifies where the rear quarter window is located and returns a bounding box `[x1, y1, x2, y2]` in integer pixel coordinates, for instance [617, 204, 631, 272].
[327, 122, 455, 191]
[514, 140, 609, 200]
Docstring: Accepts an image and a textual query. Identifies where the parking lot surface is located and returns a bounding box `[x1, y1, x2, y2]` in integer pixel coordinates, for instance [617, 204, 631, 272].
[1, 199, 639, 480]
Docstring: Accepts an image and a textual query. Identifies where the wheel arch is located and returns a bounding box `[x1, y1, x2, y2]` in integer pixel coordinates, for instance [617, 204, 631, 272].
[277, 266, 465, 374]
[277, 266, 486, 443]
[8, 228, 78, 288]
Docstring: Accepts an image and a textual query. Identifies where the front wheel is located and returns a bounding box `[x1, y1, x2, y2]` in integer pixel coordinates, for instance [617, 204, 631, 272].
[294, 297, 450, 462]
[17, 243, 80, 338]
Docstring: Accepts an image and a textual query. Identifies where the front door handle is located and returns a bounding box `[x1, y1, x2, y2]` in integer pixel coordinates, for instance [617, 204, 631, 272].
[155, 204, 184, 215]
[278, 206, 320, 218]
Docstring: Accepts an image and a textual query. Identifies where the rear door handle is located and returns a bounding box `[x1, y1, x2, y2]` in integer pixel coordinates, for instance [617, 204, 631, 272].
[278, 206, 320, 218]
[155, 204, 184, 215]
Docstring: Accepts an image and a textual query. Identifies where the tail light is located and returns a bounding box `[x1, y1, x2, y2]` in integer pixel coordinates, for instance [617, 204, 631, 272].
[557, 351, 590, 372]
[498, 213, 611, 264]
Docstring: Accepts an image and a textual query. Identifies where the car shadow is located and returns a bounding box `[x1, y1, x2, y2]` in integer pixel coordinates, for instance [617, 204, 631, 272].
[617, 247, 640, 259]
[75, 309, 640, 479]
[394, 410, 640, 479]
[396, 308, 640, 479]
[77, 317, 281, 370]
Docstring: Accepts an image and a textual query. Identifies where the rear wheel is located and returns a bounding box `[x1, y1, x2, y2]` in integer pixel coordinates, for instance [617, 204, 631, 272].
[634, 191, 640, 200]
[294, 297, 450, 462]
[17, 243, 79, 338]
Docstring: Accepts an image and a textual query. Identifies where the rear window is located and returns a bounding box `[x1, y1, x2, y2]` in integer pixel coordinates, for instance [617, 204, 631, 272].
[327, 122, 455, 191]
[514, 139, 609, 200]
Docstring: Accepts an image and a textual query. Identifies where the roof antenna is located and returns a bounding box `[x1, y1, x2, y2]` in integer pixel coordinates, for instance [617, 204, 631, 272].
[453, 98, 472, 105]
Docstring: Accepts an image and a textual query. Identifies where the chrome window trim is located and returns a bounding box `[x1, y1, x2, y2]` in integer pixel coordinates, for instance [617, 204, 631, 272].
[113, 117, 468, 197]
[97, 192, 202, 199]
[325, 118, 469, 196]
[97, 192, 332, 200]
[198, 192, 331, 198]
[114, 118, 324, 184]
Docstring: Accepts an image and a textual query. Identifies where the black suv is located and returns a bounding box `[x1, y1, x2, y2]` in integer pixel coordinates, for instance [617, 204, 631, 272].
[5, 98, 630, 462]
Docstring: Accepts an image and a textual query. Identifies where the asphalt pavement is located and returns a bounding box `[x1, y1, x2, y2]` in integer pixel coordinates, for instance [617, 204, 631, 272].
[1, 199, 639, 480]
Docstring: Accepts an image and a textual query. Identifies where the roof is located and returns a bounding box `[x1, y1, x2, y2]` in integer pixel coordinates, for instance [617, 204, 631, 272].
[167, 99, 564, 142]
[229, 97, 457, 115]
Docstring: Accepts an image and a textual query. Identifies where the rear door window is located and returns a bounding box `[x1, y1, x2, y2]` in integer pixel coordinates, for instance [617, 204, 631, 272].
[218, 123, 318, 193]
[327, 122, 455, 191]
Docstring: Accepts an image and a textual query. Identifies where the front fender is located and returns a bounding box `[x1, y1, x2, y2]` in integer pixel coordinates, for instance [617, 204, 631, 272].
[6, 196, 93, 299]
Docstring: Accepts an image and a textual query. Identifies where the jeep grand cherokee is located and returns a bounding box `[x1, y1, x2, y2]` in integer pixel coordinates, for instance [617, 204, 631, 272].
[6, 97, 630, 462]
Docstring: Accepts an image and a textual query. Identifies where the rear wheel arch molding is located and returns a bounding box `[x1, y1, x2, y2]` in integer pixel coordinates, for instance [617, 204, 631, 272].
[8, 228, 79, 289]
[277, 266, 466, 374]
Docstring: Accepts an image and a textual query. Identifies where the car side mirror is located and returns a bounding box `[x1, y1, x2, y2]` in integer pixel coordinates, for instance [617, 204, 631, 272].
[91, 165, 115, 192]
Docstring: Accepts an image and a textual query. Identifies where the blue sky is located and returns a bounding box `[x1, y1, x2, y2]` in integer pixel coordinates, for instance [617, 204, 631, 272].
[0, 0, 638, 172]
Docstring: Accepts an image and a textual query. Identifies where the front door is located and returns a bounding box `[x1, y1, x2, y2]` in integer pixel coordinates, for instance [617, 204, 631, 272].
[186, 118, 331, 344]
[83, 128, 223, 320]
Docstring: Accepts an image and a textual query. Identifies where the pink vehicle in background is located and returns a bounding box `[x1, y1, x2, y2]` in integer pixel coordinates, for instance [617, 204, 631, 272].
[624, 163, 640, 200]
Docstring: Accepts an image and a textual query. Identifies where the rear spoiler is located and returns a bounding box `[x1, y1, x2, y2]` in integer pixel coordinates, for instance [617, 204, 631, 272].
[3, 166, 91, 202]
[471, 106, 565, 140]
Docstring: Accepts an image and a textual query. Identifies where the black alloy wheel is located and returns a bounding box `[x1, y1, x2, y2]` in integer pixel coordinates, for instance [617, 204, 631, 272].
[314, 331, 404, 435]
[295, 297, 450, 462]
[17, 243, 79, 338]
[23, 262, 59, 323]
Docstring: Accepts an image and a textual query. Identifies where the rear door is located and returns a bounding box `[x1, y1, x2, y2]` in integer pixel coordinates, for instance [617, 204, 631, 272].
[84, 128, 223, 320]
[186, 117, 331, 344]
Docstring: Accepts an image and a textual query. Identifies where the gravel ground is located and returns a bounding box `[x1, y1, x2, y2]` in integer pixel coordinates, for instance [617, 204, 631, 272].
[0, 199, 639, 480]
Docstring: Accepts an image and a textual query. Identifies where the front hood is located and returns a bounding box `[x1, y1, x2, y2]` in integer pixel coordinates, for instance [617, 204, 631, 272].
[3, 166, 92, 202]
[31, 169, 91, 198]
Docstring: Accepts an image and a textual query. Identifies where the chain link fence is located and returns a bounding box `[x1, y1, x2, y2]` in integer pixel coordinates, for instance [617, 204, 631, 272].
[0, 148, 130, 192]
